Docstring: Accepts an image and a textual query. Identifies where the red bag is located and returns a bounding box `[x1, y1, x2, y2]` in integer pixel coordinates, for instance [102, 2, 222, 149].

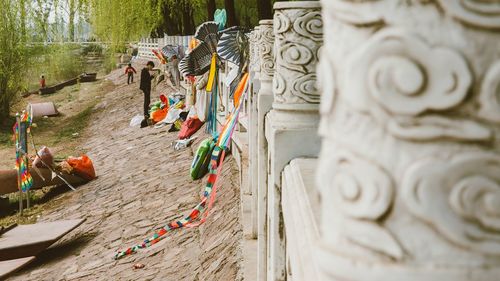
[67, 155, 96, 180]
[178, 117, 204, 139]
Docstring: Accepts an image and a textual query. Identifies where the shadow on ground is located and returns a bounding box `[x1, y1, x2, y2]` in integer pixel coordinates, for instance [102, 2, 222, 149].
[14, 231, 98, 274]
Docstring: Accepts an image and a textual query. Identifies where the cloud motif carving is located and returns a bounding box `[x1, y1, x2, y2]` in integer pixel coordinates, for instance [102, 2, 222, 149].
[437, 0, 500, 29]
[343, 28, 472, 116]
[402, 152, 500, 255]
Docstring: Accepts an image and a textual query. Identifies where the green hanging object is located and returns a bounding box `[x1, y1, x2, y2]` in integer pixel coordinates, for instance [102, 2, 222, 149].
[214, 9, 227, 30]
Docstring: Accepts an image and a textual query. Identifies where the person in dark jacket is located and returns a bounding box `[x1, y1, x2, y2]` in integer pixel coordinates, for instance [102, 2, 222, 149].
[139, 61, 155, 127]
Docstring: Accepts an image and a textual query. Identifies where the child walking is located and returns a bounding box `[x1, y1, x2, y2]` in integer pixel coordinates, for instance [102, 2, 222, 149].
[40, 75, 46, 88]
[125, 63, 137, 85]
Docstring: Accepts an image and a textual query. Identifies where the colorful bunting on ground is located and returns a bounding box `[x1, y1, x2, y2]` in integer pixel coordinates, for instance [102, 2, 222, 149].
[114, 73, 249, 260]
[114, 146, 225, 260]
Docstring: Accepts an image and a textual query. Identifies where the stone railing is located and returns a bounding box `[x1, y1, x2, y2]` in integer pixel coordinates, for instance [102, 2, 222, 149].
[246, 2, 323, 281]
[138, 39, 158, 59]
[246, 0, 500, 281]
[138, 35, 193, 59]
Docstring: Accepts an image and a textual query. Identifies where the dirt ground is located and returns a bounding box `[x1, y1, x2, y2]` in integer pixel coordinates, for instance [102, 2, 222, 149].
[6, 65, 244, 280]
[0, 79, 115, 170]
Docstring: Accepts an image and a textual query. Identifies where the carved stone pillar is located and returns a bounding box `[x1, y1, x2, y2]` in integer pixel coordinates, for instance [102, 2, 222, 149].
[249, 27, 262, 240]
[256, 19, 275, 281]
[266, 2, 323, 280]
[317, 1, 500, 280]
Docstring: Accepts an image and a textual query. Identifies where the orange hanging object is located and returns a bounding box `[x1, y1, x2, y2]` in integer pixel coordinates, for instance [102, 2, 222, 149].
[151, 108, 168, 123]
[189, 38, 199, 51]
[152, 49, 166, 64]
[67, 155, 96, 181]
[206, 54, 217, 92]
[233, 73, 249, 107]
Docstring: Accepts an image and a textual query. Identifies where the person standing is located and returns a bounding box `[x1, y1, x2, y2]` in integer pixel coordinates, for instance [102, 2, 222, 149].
[40, 75, 46, 88]
[124, 63, 137, 84]
[139, 61, 155, 127]
[169, 55, 181, 87]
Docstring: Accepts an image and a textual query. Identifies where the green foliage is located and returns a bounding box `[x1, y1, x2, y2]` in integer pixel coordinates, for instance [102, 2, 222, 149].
[24, 44, 85, 90]
[0, 115, 15, 148]
[87, 0, 158, 51]
[81, 43, 104, 55]
[151, 0, 279, 36]
[0, 0, 28, 120]
[55, 105, 93, 142]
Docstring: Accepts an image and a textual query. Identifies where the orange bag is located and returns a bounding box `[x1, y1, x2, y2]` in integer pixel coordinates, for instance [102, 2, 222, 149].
[151, 108, 168, 123]
[67, 155, 96, 180]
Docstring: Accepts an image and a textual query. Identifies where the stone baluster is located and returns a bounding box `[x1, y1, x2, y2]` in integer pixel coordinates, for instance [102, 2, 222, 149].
[317, 1, 500, 280]
[266, 2, 323, 280]
[252, 20, 275, 281]
[248, 28, 262, 242]
[248, 28, 259, 198]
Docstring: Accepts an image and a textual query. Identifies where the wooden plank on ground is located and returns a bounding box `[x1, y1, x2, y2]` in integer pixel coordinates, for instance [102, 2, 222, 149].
[0, 257, 35, 279]
[0, 219, 85, 261]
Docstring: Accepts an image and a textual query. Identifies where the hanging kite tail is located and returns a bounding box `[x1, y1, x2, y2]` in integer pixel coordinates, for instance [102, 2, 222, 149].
[212, 77, 218, 135]
[206, 53, 217, 92]
[186, 148, 226, 228]
[206, 53, 219, 136]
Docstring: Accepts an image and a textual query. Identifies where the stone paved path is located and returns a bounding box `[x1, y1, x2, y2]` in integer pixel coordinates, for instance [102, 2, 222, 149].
[8, 69, 244, 281]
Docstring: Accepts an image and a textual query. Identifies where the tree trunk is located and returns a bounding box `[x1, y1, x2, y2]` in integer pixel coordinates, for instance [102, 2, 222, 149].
[182, 1, 195, 35]
[224, 0, 238, 27]
[257, 0, 273, 20]
[19, 0, 27, 37]
[68, 0, 76, 41]
[0, 78, 10, 121]
[207, 0, 216, 21]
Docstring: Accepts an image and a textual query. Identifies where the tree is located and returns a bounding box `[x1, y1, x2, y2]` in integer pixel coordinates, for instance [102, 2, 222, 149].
[207, 0, 216, 20]
[19, 0, 27, 37]
[257, 0, 272, 20]
[87, 0, 158, 49]
[224, 0, 238, 27]
[181, 1, 196, 35]
[68, 0, 76, 41]
[0, 0, 27, 121]
[32, 0, 54, 41]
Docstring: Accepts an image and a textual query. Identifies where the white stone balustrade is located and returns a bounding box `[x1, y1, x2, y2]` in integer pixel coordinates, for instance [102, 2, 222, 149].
[316, 1, 500, 280]
[265, 2, 323, 281]
[248, 27, 261, 242]
[253, 20, 276, 281]
[138, 35, 193, 60]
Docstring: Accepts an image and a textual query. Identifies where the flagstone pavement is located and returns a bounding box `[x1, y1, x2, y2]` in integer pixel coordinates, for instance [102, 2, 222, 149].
[8, 68, 244, 281]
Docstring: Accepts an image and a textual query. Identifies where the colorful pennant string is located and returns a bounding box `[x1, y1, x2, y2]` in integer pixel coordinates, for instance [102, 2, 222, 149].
[114, 73, 249, 260]
[13, 110, 33, 192]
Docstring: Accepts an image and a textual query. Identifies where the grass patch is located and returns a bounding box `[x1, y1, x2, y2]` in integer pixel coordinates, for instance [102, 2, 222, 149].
[55, 106, 94, 142]
[0, 188, 62, 227]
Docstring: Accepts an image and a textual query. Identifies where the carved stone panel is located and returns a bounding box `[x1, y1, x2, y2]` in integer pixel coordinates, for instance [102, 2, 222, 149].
[479, 60, 500, 123]
[251, 27, 261, 74]
[342, 28, 472, 116]
[317, 0, 500, 280]
[402, 152, 500, 255]
[437, 0, 500, 29]
[258, 20, 275, 82]
[272, 2, 323, 110]
[321, 0, 386, 26]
